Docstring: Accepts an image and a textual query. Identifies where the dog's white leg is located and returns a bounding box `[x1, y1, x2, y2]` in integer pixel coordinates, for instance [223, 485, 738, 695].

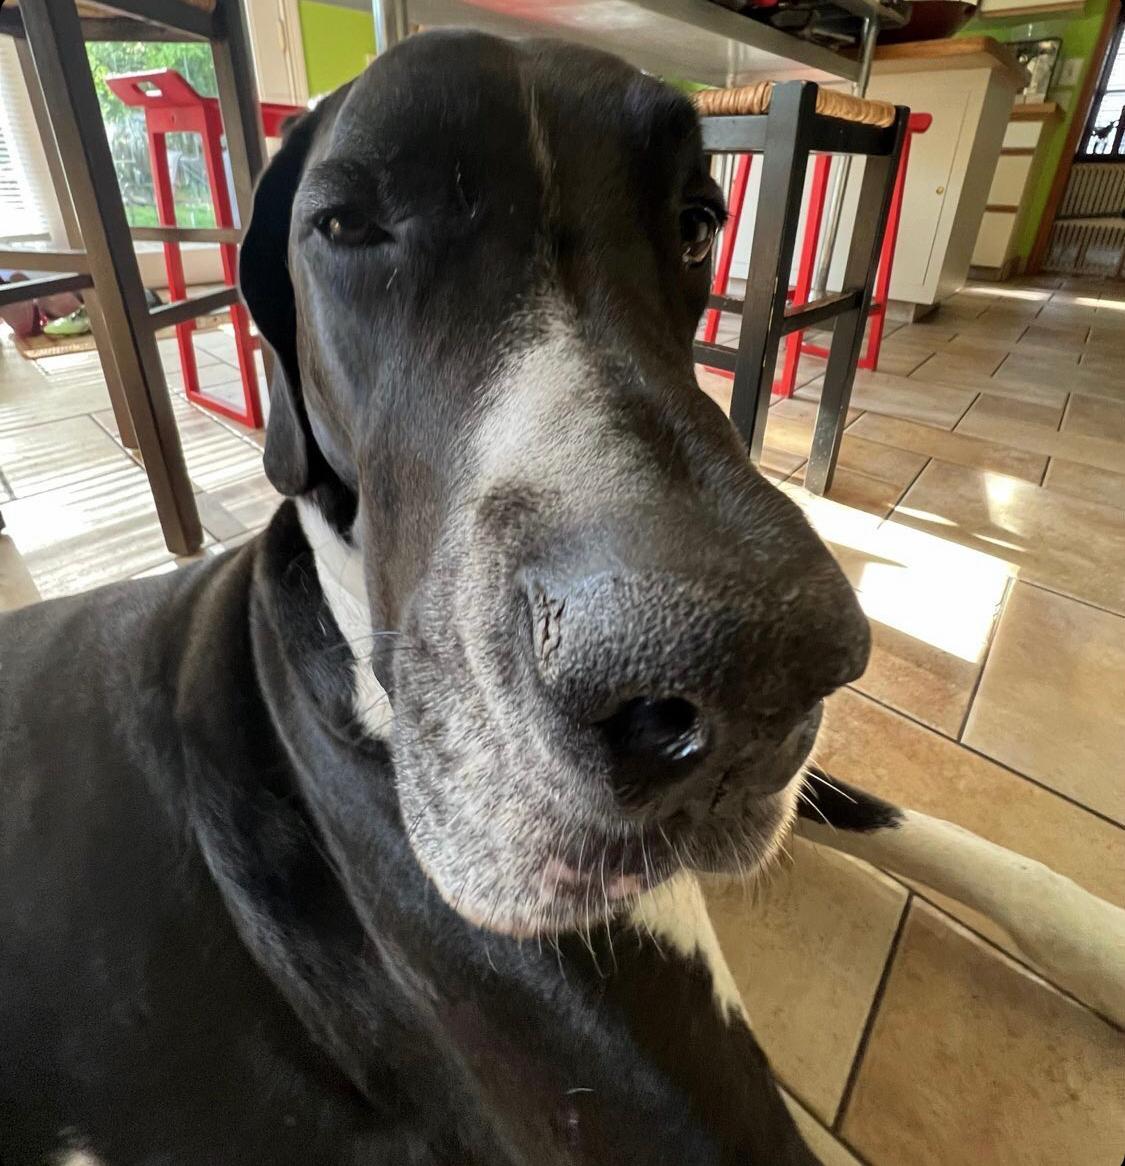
[798, 810, 1125, 1027]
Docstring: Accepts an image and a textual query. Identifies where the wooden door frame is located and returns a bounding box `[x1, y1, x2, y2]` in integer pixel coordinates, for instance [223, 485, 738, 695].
[1028, 0, 1122, 272]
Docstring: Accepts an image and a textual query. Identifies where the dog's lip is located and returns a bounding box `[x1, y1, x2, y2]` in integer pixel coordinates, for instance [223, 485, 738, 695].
[540, 858, 652, 902]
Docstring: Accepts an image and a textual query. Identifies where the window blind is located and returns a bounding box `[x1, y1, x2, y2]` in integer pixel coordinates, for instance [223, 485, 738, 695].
[0, 37, 58, 244]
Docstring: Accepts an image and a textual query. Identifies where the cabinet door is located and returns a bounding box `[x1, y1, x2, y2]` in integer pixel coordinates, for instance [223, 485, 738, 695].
[873, 78, 972, 299]
[243, 0, 309, 106]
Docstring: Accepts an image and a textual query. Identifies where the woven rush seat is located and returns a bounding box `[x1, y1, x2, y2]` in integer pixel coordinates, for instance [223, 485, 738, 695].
[694, 81, 895, 128]
[10, 0, 217, 15]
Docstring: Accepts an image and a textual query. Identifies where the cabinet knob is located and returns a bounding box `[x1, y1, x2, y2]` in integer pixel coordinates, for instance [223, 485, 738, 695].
[936, 185, 945, 195]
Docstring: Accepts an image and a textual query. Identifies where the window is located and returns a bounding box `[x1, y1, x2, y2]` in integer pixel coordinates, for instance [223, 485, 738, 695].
[0, 38, 58, 244]
[1080, 15, 1125, 160]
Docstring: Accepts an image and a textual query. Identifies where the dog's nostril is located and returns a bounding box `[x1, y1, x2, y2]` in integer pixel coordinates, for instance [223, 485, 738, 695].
[596, 695, 707, 774]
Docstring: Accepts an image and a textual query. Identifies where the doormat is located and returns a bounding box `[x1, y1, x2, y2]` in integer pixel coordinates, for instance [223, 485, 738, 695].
[12, 315, 226, 362]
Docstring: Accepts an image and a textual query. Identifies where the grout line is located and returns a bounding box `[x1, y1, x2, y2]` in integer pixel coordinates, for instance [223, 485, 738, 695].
[783, 1092, 879, 1166]
[878, 455, 932, 526]
[1021, 577, 1125, 621]
[831, 892, 912, 1134]
[1055, 392, 1072, 436]
[841, 685, 1125, 831]
[955, 573, 1013, 742]
[950, 389, 982, 432]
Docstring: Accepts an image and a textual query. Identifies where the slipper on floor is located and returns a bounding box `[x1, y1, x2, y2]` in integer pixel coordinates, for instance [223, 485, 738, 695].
[42, 305, 91, 338]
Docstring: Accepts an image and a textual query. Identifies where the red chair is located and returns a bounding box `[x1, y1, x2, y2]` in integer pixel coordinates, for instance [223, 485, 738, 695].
[702, 111, 932, 398]
[106, 69, 303, 428]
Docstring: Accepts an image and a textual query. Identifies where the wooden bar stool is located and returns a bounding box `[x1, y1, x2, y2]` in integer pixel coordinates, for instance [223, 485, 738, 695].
[693, 81, 908, 495]
[0, 0, 268, 556]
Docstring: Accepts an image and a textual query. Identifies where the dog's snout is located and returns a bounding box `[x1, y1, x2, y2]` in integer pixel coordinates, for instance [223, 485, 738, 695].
[526, 548, 868, 814]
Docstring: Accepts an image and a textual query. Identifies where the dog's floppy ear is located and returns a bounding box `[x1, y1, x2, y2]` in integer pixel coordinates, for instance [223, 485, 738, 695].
[239, 92, 346, 496]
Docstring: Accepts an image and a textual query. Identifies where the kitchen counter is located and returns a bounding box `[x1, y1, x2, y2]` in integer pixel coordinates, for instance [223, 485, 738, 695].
[325, 0, 905, 86]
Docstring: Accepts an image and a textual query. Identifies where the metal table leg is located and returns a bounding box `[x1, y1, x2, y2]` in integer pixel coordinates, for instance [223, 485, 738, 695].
[20, 0, 202, 556]
[811, 15, 880, 297]
[372, 0, 409, 53]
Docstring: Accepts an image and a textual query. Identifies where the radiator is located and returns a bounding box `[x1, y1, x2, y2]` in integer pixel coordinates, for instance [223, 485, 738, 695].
[1044, 217, 1125, 276]
[1059, 163, 1125, 218]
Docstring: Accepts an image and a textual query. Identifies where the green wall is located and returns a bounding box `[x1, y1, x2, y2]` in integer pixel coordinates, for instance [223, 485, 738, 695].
[298, 0, 376, 96]
[958, 0, 1116, 261]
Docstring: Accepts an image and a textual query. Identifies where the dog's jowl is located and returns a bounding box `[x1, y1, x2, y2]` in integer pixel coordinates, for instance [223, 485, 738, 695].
[0, 33, 869, 1165]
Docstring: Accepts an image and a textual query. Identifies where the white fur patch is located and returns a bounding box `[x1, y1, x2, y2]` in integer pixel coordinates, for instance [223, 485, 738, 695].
[296, 497, 393, 738]
[629, 870, 748, 1025]
[799, 808, 1125, 1028]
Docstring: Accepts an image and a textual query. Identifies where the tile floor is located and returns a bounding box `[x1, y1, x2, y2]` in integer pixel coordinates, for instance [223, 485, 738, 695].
[2, 279, 1124, 1163]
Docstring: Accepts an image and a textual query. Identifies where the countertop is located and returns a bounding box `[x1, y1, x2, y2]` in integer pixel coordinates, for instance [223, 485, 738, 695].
[870, 36, 1029, 86]
[325, 0, 906, 86]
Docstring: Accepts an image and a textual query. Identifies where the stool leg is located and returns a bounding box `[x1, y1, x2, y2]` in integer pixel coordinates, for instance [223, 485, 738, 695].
[21, 0, 201, 555]
[860, 127, 914, 372]
[146, 130, 201, 401]
[703, 154, 752, 346]
[13, 35, 138, 451]
[806, 118, 907, 496]
[730, 83, 818, 462]
[778, 152, 832, 398]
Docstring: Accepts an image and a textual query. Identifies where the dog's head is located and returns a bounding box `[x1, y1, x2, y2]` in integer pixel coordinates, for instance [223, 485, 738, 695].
[240, 32, 869, 937]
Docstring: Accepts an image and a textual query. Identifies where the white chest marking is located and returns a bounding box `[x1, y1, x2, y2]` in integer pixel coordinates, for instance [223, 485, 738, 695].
[296, 498, 393, 738]
[629, 871, 748, 1025]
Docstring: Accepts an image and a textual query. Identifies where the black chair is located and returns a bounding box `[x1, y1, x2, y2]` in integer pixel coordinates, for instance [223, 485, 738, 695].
[693, 80, 908, 495]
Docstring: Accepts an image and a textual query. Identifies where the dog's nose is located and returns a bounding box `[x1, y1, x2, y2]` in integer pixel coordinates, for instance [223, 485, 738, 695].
[526, 554, 868, 814]
[595, 694, 710, 794]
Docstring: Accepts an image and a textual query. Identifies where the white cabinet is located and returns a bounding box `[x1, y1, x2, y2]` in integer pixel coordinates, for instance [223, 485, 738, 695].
[971, 106, 1059, 278]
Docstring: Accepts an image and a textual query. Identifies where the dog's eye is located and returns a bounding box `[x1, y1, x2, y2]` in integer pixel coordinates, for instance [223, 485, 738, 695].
[315, 208, 386, 247]
[680, 206, 719, 268]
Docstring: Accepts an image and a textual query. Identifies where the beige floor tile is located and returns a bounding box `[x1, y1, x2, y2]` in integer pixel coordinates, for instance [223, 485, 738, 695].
[908, 349, 1005, 389]
[798, 369, 976, 430]
[782, 1092, 864, 1166]
[847, 411, 1046, 483]
[1077, 349, 1125, 379]
[1063, 393, 1125, 444]
[964, 583, 1125, 823]
[871, 337, 939, 376]
[1043, 457, 1125, 510]
[956, 391, 1125, 473]
[993, 353, 1125, 405]
[204, 473, 280, 532]
[705, 839, 907, 1124]
[943, 319, 1029, 346]
[0, 465, 194, 598]
[841, 902, 1125, 1166]
[957, 391, 1064, 431]
[0, 415, 135, 500]
[0, 376, 111, 437]
[815, 688, 1125, 913]
[0, 534, 40, 611]
[1017, 321, 1090, 352]
[894, 459, 1125, 614]
[164, 357, 250, 393]
[788, 434, 927, 518]
[854, 616, 982, 737]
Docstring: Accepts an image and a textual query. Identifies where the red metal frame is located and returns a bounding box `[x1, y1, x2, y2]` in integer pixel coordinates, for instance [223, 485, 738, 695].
[107, 70, 302, 428]
[702, 153, 753, 345]
[704, 111, 932, 397]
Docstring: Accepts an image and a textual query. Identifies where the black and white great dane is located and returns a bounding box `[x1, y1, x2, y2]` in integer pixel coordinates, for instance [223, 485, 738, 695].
[1, 32, 1121, 1166]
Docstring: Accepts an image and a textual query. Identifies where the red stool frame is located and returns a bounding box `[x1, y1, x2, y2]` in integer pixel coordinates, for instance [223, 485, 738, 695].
[703, 111, 932, 398]
[106, 70, 301, 428]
